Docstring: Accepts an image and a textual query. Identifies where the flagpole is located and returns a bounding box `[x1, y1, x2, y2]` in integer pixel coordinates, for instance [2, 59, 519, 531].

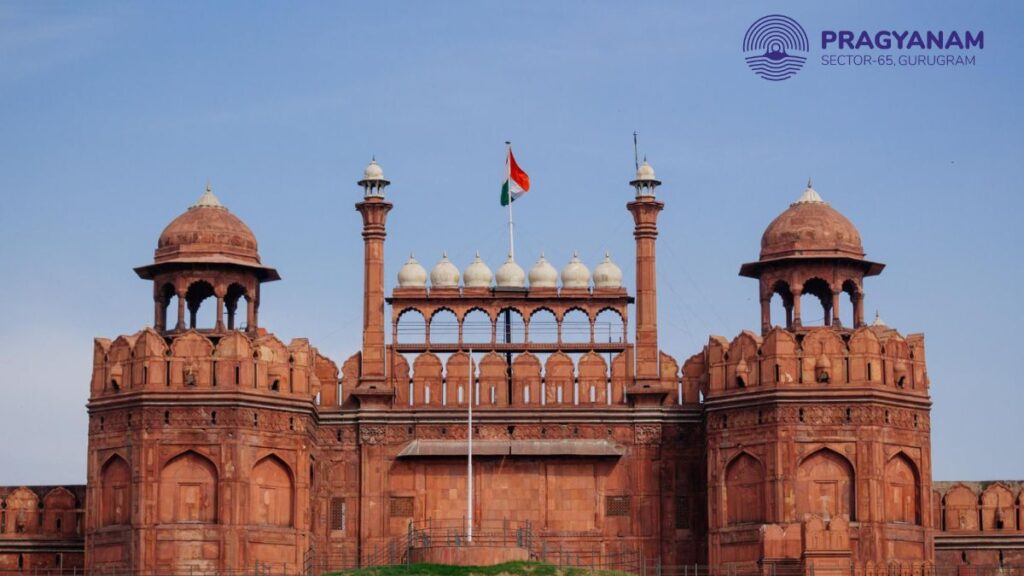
[467, 348, 474, 543]
[506, 141, 514, 260]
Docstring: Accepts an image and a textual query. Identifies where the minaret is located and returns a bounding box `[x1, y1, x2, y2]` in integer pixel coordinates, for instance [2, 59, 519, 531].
[354, 159, 393, 400]
[626, 160, 666, 400]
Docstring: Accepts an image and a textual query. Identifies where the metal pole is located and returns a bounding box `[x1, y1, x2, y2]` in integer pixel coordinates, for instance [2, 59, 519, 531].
[506, 143, 514, 260]
[467, 348, 473, 544]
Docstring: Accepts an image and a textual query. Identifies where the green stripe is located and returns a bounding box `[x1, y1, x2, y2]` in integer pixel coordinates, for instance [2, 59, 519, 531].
[500, 179, 511, 206]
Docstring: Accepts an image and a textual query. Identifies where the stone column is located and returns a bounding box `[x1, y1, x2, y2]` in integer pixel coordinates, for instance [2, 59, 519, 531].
[355, 196, 393, 388]
[176, 290, 186, 330]
[791, 287, 803, 328]
[154, 298, 164, 331]
[246, 296, 256, 331]
[832, 290, 842, 327]
[854, 292, 865, 327]
[627, 196, 665, 384]
[760, 296, 771, 334]
[215, 295, 225, 331]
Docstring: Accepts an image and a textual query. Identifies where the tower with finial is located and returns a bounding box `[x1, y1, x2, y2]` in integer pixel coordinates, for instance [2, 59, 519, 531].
[626, 157, 666, 401]
[353, 158, 394, 406]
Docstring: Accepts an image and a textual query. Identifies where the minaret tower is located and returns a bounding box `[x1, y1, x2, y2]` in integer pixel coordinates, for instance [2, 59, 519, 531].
[626, 160, 667, 402]
[353, 159, 393, 405]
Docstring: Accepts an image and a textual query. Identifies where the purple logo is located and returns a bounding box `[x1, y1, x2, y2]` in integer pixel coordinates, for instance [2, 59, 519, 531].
[744, 15, 809, 81]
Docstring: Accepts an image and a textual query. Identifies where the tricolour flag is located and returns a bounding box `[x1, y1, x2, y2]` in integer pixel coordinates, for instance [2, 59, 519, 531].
[500, 148, 530, 206]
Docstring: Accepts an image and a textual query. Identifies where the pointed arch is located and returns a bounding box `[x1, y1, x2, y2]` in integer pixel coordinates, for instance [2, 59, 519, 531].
[100, 454, 131, 527]
[884, 452, 920, 524]
[943, 484, 979, 531]
[725, 451, 766, 524]
[250, 454, 294, 527]
[158, 450, 218, 523]
[796, 448, 856, 521]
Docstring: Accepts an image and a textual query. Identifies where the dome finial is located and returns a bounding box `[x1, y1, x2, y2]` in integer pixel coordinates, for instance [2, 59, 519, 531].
[808, 177, 813, 189]
[192, 182, 224, 209]
[872, 310, 887, 327]
[793, 179, 825, 205]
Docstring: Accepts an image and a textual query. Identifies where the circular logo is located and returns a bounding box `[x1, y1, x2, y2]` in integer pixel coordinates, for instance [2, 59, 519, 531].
[743, 14, 809, 81]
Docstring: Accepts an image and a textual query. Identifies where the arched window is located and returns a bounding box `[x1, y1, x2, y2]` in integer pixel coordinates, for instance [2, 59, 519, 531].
[799, 278, 832, 327]
[496, 308, 525, 344]
[158, 451, 218, 523]
[462, 308, 492, 346]
[769, 280, 793, 329]
[396, 309, 426, 344]
[224, 283, 248, 330]
[429, 309, 458, 345]
[725, 453, 765, 524]
[251, 455, 294, 527]
[528, 308, 558, 343]
[184, 280, 216, 329]
[561, 308, 591, 344]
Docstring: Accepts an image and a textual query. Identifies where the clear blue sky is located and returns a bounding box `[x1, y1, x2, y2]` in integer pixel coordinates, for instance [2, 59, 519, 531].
[0, 2, 1020, 484]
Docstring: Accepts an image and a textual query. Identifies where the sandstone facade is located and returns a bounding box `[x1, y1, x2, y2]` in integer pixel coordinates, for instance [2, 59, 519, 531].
[1, 163, 1020, 573]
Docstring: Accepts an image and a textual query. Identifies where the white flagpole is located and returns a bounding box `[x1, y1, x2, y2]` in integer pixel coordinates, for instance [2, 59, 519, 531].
[506, 142, 514, 260]
[467, 348, 474, 543]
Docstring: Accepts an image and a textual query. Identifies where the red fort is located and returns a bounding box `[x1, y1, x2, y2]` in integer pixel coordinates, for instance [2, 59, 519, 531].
[0, 160, 1020, 574]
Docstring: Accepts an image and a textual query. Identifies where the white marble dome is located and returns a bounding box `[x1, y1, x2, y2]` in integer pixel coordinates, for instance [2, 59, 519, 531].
[592, 251, 623, 289]
[363, 159, 385, 181]
[528, 254, 558, 288]
[635, 160, 656, 181]
[430, 252, 460, 288]
[463, 251, 493, 288]
[397, 253, 427, 288]
[560, 251, 591, 289]
[495, 254, 526, 288]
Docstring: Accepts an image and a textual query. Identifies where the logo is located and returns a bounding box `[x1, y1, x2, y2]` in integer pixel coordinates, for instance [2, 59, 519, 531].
[743, 15, 809, 81]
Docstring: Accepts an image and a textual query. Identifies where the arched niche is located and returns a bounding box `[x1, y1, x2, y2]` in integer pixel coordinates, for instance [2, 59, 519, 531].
[250, 455, 294, 527]
[100, 455, 131, 527]
[943, 485, 979, 531]
[158, 450, 218, 524]
[543, 352, 573, 405]
[725, 452, 766, 525]
[512, 352, 541, 405]
[885, 453, 921, 524]
[796, 448, 856, 521]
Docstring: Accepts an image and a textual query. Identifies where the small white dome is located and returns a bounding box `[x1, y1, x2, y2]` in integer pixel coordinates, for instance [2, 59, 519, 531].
[528, 253, 558, 288]
[363, 159, 385, 181]
[495, 254, 526, 288]
[635, 160, 656, 181]
[397, 253, 427, 288]
[560, 251, 591, 289]
[430, 252, 460, 288]
[593, 251, 623, 289]
[463, 251, 493, 288]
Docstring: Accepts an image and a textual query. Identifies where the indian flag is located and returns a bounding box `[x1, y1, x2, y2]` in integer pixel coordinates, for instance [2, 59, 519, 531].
[500, 147, 530, 206]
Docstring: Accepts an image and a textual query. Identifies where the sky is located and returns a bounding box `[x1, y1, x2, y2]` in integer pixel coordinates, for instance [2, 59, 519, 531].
[0, 1, 1020, 484]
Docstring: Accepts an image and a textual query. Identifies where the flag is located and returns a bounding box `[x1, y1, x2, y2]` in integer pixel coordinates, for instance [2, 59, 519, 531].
[500, 148, 530, 206]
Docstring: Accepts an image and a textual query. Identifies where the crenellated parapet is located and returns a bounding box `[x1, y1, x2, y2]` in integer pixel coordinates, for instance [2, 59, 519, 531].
[90, 328, 330, 403]
[691, 325, 929, 401]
